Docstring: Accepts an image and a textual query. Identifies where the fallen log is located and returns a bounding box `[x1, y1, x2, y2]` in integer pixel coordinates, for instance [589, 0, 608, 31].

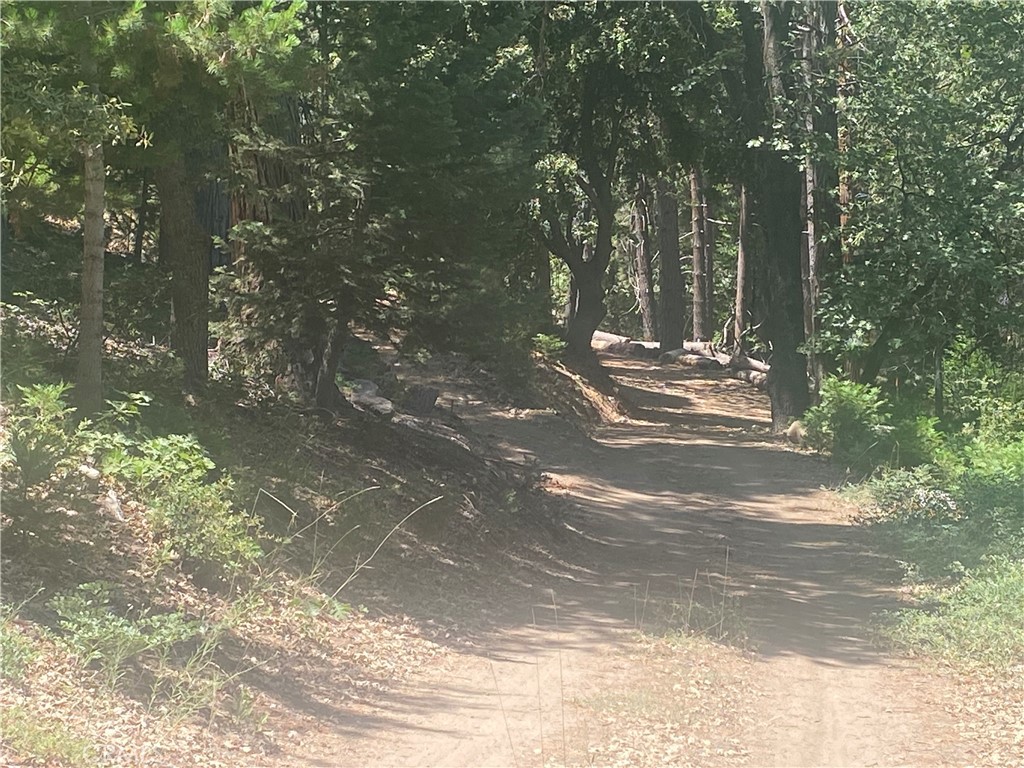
[731, 369, 767, 389]
[673, 354, 724, 370]
[659, 345, 769, 374]
[592, 331, 632, 350]
[725, 353, 770, 374]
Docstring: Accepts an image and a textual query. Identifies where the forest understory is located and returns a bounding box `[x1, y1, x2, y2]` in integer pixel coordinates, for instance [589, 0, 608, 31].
[2, 328, 1021, 767]
[3, 2, 1023, 765]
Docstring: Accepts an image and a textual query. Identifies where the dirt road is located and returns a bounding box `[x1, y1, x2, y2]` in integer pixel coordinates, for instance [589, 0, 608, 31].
[295, 358, 967, 767]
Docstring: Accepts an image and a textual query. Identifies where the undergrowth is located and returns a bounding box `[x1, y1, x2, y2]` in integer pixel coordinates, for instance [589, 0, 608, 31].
[812, 345, 1024, 671]
[885, 556, 1024, 671]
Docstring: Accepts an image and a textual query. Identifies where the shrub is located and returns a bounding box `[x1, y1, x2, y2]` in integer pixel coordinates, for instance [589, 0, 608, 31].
[886, 412, 943, 468]
[532, 332, 567, 358]
[804, 377, 891, 471]
[102, 434, 261, 579]
[3, 382, 82, 491]
[50, 582, 204, 691]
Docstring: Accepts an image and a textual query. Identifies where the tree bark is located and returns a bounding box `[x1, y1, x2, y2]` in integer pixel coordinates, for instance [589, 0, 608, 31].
[730, 184, 752, 354]
[132, 171, 149, 264]
[564, 265, 606, 356]
[750, 1, 811, 430]
[656, 176, 684, 352]
[76, 139, 105, 414]
[631, 176, 658, 340]
[314, 314, 348, 411]
[691, 169, 713, 341]
[564, 273, 578, 328]
[75, 18, 104, 416]
[837, 1, 857, 262]
[801, 0, 841, 396]
[155, 152, 210, 394]
[751, 146, 811, 431]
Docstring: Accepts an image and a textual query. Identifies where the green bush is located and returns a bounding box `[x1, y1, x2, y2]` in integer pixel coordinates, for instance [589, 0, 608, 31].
[532, 332, 567, 358]
[102, 434, 261, 579]
[804, 377, 891, 470]
[50, 582, 203, 691]
[3, 382, 83, 490]
[886, 411, 943, 468]
[943, 338, 1024, 441]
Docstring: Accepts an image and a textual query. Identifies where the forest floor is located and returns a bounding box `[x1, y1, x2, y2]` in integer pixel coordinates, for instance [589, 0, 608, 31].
[282, 354, 998, 768]
[4, 347, 1015, 767]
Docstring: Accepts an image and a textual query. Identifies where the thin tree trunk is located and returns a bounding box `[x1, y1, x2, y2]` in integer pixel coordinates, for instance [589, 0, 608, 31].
[801, 0, 840, 397]
[691, 170, 709, 341]
[731, 184, 751, 354]
[314, 314, 349, 411]
[132, 170, 149, 264]
[706, 193, 716, 335]
[691, 170, 716, 342]
[155, 152, 210, 394]
[656, 176, 684, 351]
[837, 0, 857, 262]
[631, 177, 658, 340]
[76, 19, 104, 416]
[535, 242, 553, 332]
[77, 139, 105, 414]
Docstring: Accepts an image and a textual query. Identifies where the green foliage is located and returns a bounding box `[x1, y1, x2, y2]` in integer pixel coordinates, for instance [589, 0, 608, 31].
[803, 377, 891, 470]
[854, 351, 1023, 669]
[817, 1, 1024, 382]
[0, 706, 96, 767]
[944, 339, 1024, 442]
[532, 333, 568, 359]
[3, 382, 83, 490]
[885, 556, 1024, 670]
[0, 607, 37, 681]
[886, 411, 943, 469]
[102, 435, 261, 579]
[50, 582, 203, 692]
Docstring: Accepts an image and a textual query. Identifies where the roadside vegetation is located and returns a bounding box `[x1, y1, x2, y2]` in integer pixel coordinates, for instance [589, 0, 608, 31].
[802, 347, 1024, 673]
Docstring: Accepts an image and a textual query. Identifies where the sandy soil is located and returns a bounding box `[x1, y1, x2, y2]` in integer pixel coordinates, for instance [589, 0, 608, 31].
[287, 356, 972, 767]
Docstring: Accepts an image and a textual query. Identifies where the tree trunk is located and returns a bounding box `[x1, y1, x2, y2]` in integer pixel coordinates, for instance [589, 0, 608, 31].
[132, 170, 149, 264]
[751, 2, 811, 430]
[751, 150, 810, 431]
[75, 20, 104, 416]
[656, 176, 684, 352]
[314, 314, 348, 411]
[76, 139, 105, 415]
[564, 273, 578, 328]
[837, 1, 857, 262]
[801, 0, 841, 397]
[691, 169, 713, 341]
[155, 152, 210, 394]
[631, 177, 658, 340]
[731, 184, 752, 354]
[564, 266, 605, 357]
[534, 242, 553, 332]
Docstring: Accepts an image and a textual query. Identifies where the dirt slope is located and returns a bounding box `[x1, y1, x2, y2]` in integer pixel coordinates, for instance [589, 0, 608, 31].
[290, 356, 971, 767]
